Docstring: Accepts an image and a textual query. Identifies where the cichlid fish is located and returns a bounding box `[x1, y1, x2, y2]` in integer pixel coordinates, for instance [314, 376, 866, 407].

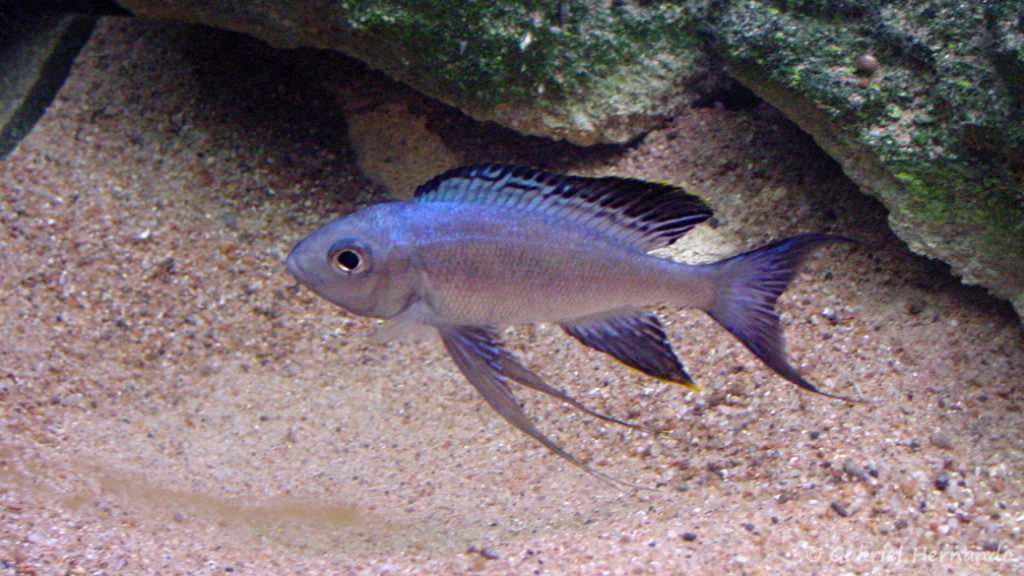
[287, 164, 851, 482]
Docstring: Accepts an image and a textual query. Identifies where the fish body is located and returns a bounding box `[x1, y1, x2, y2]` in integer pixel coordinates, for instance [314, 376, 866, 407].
[287, 164, 850, 483]
[290, 200, 712, 327]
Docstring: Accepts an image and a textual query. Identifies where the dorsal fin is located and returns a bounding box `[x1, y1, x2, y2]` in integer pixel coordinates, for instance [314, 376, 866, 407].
[413, 164, 713, 251]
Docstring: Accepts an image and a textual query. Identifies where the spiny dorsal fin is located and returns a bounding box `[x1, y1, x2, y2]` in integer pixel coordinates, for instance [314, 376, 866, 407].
[413, 164, 713, 251]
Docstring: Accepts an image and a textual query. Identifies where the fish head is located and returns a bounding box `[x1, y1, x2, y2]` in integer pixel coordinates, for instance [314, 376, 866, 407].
[286, 203, 415, 319]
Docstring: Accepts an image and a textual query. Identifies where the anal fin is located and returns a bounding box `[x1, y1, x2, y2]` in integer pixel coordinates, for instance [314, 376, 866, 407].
[562, 310, 695, 388]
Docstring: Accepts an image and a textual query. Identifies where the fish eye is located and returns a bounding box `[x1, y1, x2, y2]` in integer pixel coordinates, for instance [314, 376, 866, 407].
[327, 240, 371, 274]
[336, 250, 361, 270]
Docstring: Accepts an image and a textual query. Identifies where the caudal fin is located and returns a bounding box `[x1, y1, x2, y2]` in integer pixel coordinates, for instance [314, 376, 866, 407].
[707, 234, 855, 401]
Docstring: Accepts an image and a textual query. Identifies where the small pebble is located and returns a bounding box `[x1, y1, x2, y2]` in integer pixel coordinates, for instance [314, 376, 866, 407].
[821, 307, 837, 324]
[222, 211, 239, 229]
[830, 501, 852, 517]
[907, 299, 926, 315]
[930, 433, 954, 451]
[842, 458, 868, 481]
[466, 545, 499, 560]
[982, 541, 1000, 552]
[855, 53, 879, 76]
[935, 471, 950, 492]
[682, 532, 698, 542]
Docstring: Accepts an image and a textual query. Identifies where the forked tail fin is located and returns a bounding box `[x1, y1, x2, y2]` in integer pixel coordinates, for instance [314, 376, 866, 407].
[706, 234, 856, 401]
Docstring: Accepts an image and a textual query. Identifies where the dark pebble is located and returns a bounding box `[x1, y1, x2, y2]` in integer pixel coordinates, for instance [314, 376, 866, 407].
[907, 299, 926, 315]
[935, 471, 950, 492]
[809, 430, 821, 440]
[682, 532, 698, 542]
[467, 545, 500, 560]
[830, 502, 852, 517]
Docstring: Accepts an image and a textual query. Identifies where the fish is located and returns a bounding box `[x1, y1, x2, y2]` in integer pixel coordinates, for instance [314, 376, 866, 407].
[286, 163, 852, 484]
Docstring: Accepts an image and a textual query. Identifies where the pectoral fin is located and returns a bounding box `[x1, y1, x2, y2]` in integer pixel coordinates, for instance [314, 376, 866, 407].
[438, 325, 645, 488]
[562, 310, 696, 388]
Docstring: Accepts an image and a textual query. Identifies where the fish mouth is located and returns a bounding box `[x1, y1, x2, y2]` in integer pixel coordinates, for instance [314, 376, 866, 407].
[284, 245, 307, 283]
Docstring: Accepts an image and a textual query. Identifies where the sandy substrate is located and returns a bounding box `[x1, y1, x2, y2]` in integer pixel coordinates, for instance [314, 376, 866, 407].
[2, 18, 1023, 575]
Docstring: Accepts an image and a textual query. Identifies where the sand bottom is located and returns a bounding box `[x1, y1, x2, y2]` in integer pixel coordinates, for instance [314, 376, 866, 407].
[1, 18, 1022, 575]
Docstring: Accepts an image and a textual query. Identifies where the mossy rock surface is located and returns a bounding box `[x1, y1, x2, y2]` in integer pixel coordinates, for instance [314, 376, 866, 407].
[116, 0, 705, 145]
[115, 0, 1024, 317]
[708, 0, 1024, 317]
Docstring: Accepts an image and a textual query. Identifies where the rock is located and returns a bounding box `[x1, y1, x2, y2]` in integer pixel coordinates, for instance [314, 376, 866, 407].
[709, 1, 1024, 319]
[110, 0, 1024, 319]
[0, 11, 98, 159]
[115, 0, 707, 146]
